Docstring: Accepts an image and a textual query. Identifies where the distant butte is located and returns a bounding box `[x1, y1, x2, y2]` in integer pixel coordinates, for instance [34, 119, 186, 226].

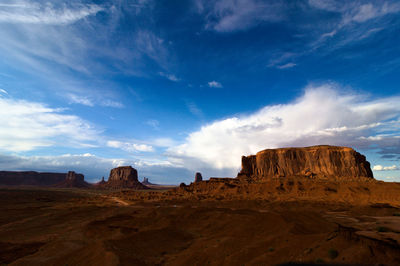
[100, 166, 149, 190]
[238, 145, 374, 181]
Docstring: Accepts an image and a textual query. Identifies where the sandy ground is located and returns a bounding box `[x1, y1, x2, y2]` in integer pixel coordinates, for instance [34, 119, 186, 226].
[0, 187, 399, 265]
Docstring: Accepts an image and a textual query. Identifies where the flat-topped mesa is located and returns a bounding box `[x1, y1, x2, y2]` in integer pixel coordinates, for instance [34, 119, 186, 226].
[103, 166, 148, 189]
[238, 145, 374, 181]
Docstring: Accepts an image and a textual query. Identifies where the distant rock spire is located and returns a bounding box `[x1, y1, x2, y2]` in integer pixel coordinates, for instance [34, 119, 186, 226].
[194, 172, 203, 182]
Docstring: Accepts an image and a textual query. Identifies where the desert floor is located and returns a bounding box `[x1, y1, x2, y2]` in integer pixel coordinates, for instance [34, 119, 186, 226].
[1, 187, 400, 265]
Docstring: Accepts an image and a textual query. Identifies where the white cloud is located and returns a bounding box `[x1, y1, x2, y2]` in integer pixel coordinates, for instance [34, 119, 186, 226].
[146, 119, 160, 130]
[0, 2, 103, 25]
[0, 97, 100, 151]
[373, 165, 399, 171]
[66, 93, 123, 108]
[107, 140, 154, 152]
[208, 80, 223, 88]
[196, 0, 285, 32]
[186, 101, 203, 118]
[100, 99, 124, 108]
[308, 1, 400, 50]
[67, 93, 94, 106]
[0, 88, 8, 95]
[168, 84, 400, 175]
[383, 176, 395, 179]
[159, 72, 180, 82]
[277, 62, 296, 69]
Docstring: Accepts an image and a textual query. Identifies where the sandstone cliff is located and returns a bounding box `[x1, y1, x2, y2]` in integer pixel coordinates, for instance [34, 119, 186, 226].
[102, 166, 148, 189]
[238, 145, 373, 180]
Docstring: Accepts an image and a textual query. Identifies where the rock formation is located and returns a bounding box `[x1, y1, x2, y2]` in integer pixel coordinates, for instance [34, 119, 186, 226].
[0, 171, 67, 186]
[54, 171, 91, 188]
[101, 166, 148, 189]
[194, 172, 203, 183]
[142, 177, 153, 185]
[238, 145, 374, 181]
[98, 176, 106, 185]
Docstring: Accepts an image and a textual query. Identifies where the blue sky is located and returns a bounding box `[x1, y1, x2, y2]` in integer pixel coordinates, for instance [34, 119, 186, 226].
[0, 0, 400, 183]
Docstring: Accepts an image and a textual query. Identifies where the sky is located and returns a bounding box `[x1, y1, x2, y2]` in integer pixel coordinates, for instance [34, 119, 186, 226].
[0, 0, 400, 184]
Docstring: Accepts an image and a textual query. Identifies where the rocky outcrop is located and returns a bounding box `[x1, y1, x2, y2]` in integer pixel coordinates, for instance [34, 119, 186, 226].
[101, 166, 148, 189]
[55, 171, 91, 188]
[98, 176, 106, 185]
[238, 145, 374, 181]
[194, 172, 203, 183]
[142, 177, 153, 185]
[0, 171, 66, 186]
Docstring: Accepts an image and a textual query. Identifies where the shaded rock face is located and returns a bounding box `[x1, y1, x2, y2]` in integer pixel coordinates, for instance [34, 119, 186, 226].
[55, 171, 90, 188]
[194, 172, 203, 183]
[0, 171, 66, 186]
[66, 171, 84, 182]
[103, 166, 148, 189]
[239, 145, 374, 180]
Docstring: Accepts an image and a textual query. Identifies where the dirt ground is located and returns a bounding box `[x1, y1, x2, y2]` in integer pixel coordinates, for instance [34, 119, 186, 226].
[0, 187, 400, 266]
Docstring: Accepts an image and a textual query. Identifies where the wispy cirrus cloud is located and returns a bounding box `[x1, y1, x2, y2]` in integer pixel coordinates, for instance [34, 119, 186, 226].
[0, 96, 100, 151]
[0, 1, 103, 25]
[0, 1, 173, 107]
[66, 93, 124, 108]
[195, 0, 286, 32]
[159, 72, 180, 82]
[309, 1, 400, 45]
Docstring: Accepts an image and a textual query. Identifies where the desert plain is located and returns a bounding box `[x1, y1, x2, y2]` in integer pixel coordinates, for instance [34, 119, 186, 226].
[1, 146, 400, 266]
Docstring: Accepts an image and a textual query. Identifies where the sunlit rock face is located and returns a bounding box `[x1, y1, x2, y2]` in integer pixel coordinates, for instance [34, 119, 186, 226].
[103, 166, 148, 189]
[238, 145, 374, 181]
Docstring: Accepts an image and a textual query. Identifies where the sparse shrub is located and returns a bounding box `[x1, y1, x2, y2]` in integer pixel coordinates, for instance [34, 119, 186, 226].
[377, 226, 390, 232]
[268, 247, 274, 252]
[315, 258, 324, 264]
[393, 213, 400, 217]
[328, 248, 338, 259]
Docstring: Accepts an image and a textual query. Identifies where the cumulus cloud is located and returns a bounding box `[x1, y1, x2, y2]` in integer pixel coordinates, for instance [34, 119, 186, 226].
[208, 81, 223, 88]
[373, 165, 399, 171]
[168, 84, 400, 176]
[107, 140, 154, 152]
[0, 1, 103, 25]
[0, 97, 99, 151]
